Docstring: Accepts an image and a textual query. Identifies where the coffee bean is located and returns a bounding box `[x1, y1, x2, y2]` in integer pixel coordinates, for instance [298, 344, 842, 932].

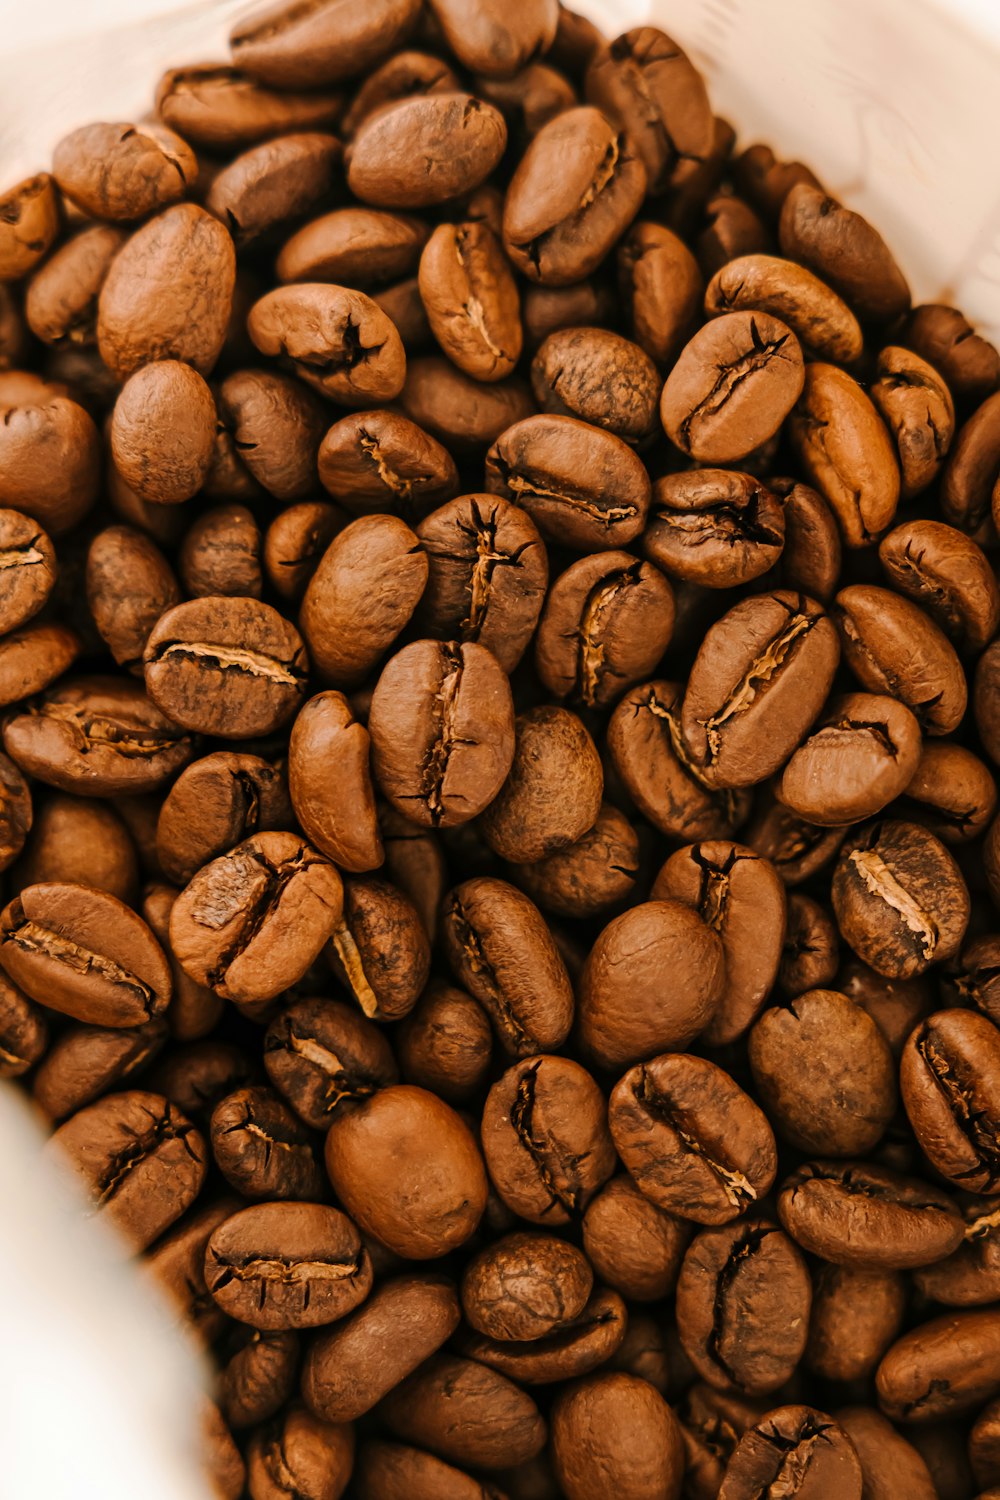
[643, 469, 785, 590]
[218, 1327, 299, 1430]
[205, 1200, 371, 1330]
[156, 63, 341, 150]
[347, 94, 507, 209]
[33, 1017, 167, 1121]
[328, 874, 429, 1021]
[513, 801, 640, 920]
[206, 133, 341, 247]
[147, 1040, 255, 1121]
[805, 1264, 905, 1381]
[246, 1405, 353, 1500]
[142, 885, 222, 1043]
[263, 994, 399, 1131]
[179, 504, 263, 600]
[278, 206, 429, 287]
[679, 1384, 764, 1499]
[264, 502, 342, 602]
[776, 691, 922, 826]
[461, 1231, 592, 1342]
[147, 1198, 235, 1348]
[288, 692, 382, 872]
[877, 1309, 1000, 1423]
[903, 303, 1000, 409]
[47, 1088, 206, 1250]
[379, 1351, 546, 1470]
[0, 174, 60, 282]
[419, 221, 522, 382]
[218, 368, 328, 503]
[431, 0, 558, 77]
[832, 820, 970, 979]
[53, 121, 197, 222]
[842, 1407, 941, 1500]
[705, 253, 863, 363]
[870, 345, 956, 499]
[377, 804, 446, 942]
[230, 0, 421, 87]
[834, 584, 967, 735]
[0, 750, 32, 873]
[354, 1441, 488, 1499]
[111, 360, 216, 506]
[396, 980, 492, 1103]
[617, 220, 703, 365]
[475, 61, 577, 144]
[210, 1085, 325, 1201]
[402, 354, 535, 454]
[777, 1160, 965, 1268]
[0, 621, 81, 709]
[341, 49, 461, 139]
[0, 970, 47, 1080]
[718, 1406, 862, 1500]
[778, 894, 839, 997]
[325, 1084, 488, 1257]
[941, 389, 1000, 531]
[156, 751, 290, 886]
[551, 1370, 685, 1500]
[248, 282, 406, 406]
[696, 192, 771, 280]
[25, 226, 125, 348]
[480, 705, 603, 861]
[879, 518, 1000, 653]
[318, 409, 458, 520]
[768, 477, 842, 602]
[0, 391, 101, 534]
[86, 526, 180, 673]
[459, 1284, 627, 1386]
[531, 325, 660, 443]
[582, 1175, 689, 1303]
[901, 1010, 1000, 1193]
[778, 183, 910, 322]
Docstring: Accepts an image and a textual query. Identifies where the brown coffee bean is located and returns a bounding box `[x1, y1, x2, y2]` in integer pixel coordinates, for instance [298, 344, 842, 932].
[396, 979, 492, 1103]
[402, 354, 535, 454]
[942, 389, 1000, 532]
[978, 641, 1000, 767]
[618, 220, 703, 366]
[325, 1084, 488, 1257]
[304, 1274, 460, 1423]
[475, 61, 577, 148]
[643, 470, 785, 590]
[551, 1370, 685, 1500]
[0, 620, 81, 709]
[838, 957, 933, 1059]
[0, 970, 47, 1080]
[246, 1404, 353, 1500]
[25, 225, 125, 347]
[695, 191, 771, 283]
[219, 1327, 300, 1431]
[832, 820, 970, 979]
[903, 303, 1000, 409]
[369, 640, 515, 828]
[376, 802, 446, 942]
[787, 363, 901, 547]
[318, 409, 457, 521]
[459, 1283, 627, 1386]
[264, 502, 343, 602]
[879, 519, 1000, 654]
[379, 1352, 546, 1470]
[170, 832, 343, 1010]
[278, 206, 428, 287]
[778, 894, 839, 997]
[767, 477, 842, 603]
[661, 311, 804, 464]
[341, 47, 460, 136]
[583, 1175, 689, 1303]
[144, 596, 307, 738]
[98, 204, 236, 380]
[586, 26, 713, 193]
[877, 1309, 1000, 1423]
[779, 183, 910, 322]
[904, 742, 998, 844]
[354, 1441, 490, 1500]
[147, 1040, 254, 1120]
[18, 795, 135, 901]
[0, 510, 56, 636]
[778, 1159, 965, 1268]
[0, 882, 170, 1027]
[777, 691, 922, 826]
[441, 876, 574, 1056]
[247, 282, 406, 407]
[480, 706, 602, 862]
[0, 391, 100, 534]
[141, 886, 222, 1043]
[0, 750, 31, 874]
[327, 875, 429, 1021]
[111, 361, 216, 506]
[833, 584, 967, 735]
[4, 677, 193, 796]
[156, 63, 341, 150]
[347, 93, 507, 209]
[156, 752, 290, 886]
[86, 526, 180, 673]
[482, 1055, 616, 1224]
[679, 1384, 765, 1500]
[609, 1055, 776, 1226]
[210, 1085, 324, 1201]
[288, 692, 382, 872]
[299, 515, 427, 689]
[147, 1198, 235, 1348]
[461, 1231, 592, 1342]
[48, 1089, 206, 1250]
[32, 1016, 166, 1122]
[418, 222, 521, 382]
[943, 939, 1000, 1033]
[53, 121, 197, 221]
[653, 841, 786, 1046]
[901, 1010, 1000, 1194]
[485, 413, 651, 551]
[229, 0, 420, 86]
[179, 504, 263, 600]
[704, 253, 863, 363]
[217, 368, 327, 503]
[428, 0, 558, 77]
[263, 995, 399, 1131]
[719, 1406, 862, 1500]
[870, 345, 956, 499]
[513, 801, 640, 920]
[531, 326, 659, 444]
[806, 1264, 906, 1382]
[205, 1200, 371, 1330]
[0, 175, 60, 282]
[607, 679, 751, 843]
[681, 591, 840, 790]
[206, 133, 340, 247]
[840, 1407, 939, 1500]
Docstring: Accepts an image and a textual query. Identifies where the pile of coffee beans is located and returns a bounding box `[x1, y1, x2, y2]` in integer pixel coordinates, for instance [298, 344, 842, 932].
[3, 2, 1000, 1496]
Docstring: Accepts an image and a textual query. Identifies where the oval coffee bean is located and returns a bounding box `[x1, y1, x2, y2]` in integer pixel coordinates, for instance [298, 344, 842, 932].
[779, 182, 910, 322]
[878, 518, 1000, 654]
[877, 1309, 1000, 1423]
[661, 311, 804, 464]
[479, 705, 603, 862]
[0, 883, 170, 1027]
[111, 360, 217, 505]
[551, 1370, 685, 1500]
[395, 980, 493, 1104]
[277, 206, 429, 288]
[402, 355, 535, 455]
[347, 94, 507, 209]
[205, 1201, 372, 1330]
[217, 1326, 299, 1431]
[156, 64, 342, 151]
[205, 133, 341, 247]
[834, 584, 967, 735]
[25, 225, 125, 347]
[0, 509, 56, 634]
[327, 875, 429, 1021]
[870, 345, 955, 499]
[806, 1264, 906, 1382]
[229, 0, 420, 86]
[418, 221, 521, 382]
[777, 1160, 965, 1269]
[941, 389, 1000, 532]
[461, 1231, 592, 1341]
[318, 408, 458, 520]
[215, 368, 327, 504]
[0, 174, 60, 282]
[33, 1017, 168, 1122]
[248, 283, 406, 407]
[428, 0, 558, 78]
[53, 121, 197, 221]
[770, 476, 842, 602]
[643, 469, 785, 589]
[263, 995, 399, 1132]
[776, 691, 922, 826]
[210, 1086, 325, 1201]
[457, 1284, 627, 1386]
[582, 1175, 689, 1303]
[901, 1010, 1000, 1194]
[179, 505, 263, 599]
[904, 742, 997, 843]
[719, 1406, 862, 1500]
[618, 219, 703, 366]
[0, 391, 101, 535]
[0, 971, 47, 1080]
[288, 692, 382, 872]
[264, 502, 342, 602]
[87, 525, 181, 673]
[245, 1405, 352, 1500]
[513, 802, 640, 921]
[609, 1054, 777, 1225]
[704, 253, 863, 362]
[903, 302, 1000, 408]
[379, 1352, 546, 1470]
[837, 1407, 938, 1500]
[531, 326, 660, 444]
[155, 751, 290, 887]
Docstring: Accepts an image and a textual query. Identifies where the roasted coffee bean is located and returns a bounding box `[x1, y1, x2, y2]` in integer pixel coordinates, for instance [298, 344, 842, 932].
[778, 1159, 965, 1268]
[47, 1089, 206, 1250]
[144, 596, 308, 738]
[652, 841, 786, 1046]
[156, 751, 290, 886]
[776, 691, 922, 826]
[750, 988, 896, 1155]
[205, 1200, 371, 1330]
[901, 1010, 1000, 1194]
[679, 1384, 765, 1500]
[147, 1040, 255, 1120]
[788, 362, 901, 546]
[0, 390, 101, 534]
[675, 1219, 811, 1394]
[768, 477, 842, 603]
[33, 1017, 167, 1121]
[246, 1404, 353, 1500]
[945, 939, 1000, 1030]
[482, 1054, 616, 1224]
[441, 877, 574, 1056]
[264, 501, 342, 602]
[210, 1085, 325, 1201]
[369, 640, 515, 828]
[643, 470, 785, 589]
[0, 751, 32, 873]
[502, 106, 646, 286]
[379, 1352, 546, 1470]
[870, 345, 955, 498]
[396, 979, 493, 1103]
[458, 1283, 627, 1386]
[833, 584, 967, 735]
[206, 133, 341, 247]
[354, 1441, 493, 1500]
[0, 510, 56, 636]
[704, 253, 862, 363]
[303, 1274, 460, 1423]
[733, 143, 822, 220]
[299, 514, 427, 689]
[903, 742, 997, 843]
[341, 48, 458, 137]
[19, 794, 136, 902]
[427, 0, 558, 77]
[327, 875, 429, 1021]
[325, 1084, 488, 1257]
[147, 1198, 235, 1348]
[0, 971, 47, 1080]
[86, 526, 180, 674]
[461, 1231, 592, 1342]
[156, 63, 341, 150]
[878, 518, 1000, 653]
[247, 282, 406, 406]
[278, 207, 428, 288]
[480, 706, 603, 862]
[877, 1309, 1000, 1423]
[610, 1055, 776, 1225]
[978, 641, 1000, 766]
[346, 93, 507, 209]
[832, 820, 970, 979]
[218, 1327, 299, 1430]
[216, 368, 328, 504]
[718, 1406, 862, 1500]
[318, 409, 458, 520]
[263, 995, 399, 1132]
[142, 885, 223, 1043]
[402, 354, 535, 454]
[941, 390, 1000, 532]
[778, 894, 839, 996]
[111, 360, 216, 506]
[229, 0, 420, 85]
[681, 591, 840, 789]
[0, 883, 170, 1027]
[530, 326, 660, 443]
[97, 204, 236, 380]
[841, 1407, 941, 1500]
[513, 802, 640, 920]
[288, 692, 382, 872]
[0, 620, 81, 709]
[179, 504, 263, 600]
[607, 679, 751, 842]
[550, 1370, 685, 1500]
[696, 191, 771, 281]
[534, 551, 674, 708]
[838, 957, 933, 1058]
[661, 311, 804, 464]
[53, 121, 196, 222]
[778, 183, 910, 322]
[372, 275, 433, 350]
[170, 832, 343, 1011]
[25, 225, 125, 348]
[903, 303, 1000, 408]
[805, 1263, 906, 1381]
[618, 219, 703, 366]
[485, 413, 650, 551]
[0, 174, 60, 282]
[582, 1175, 689, 1303]
[418, 221, 521, 382]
